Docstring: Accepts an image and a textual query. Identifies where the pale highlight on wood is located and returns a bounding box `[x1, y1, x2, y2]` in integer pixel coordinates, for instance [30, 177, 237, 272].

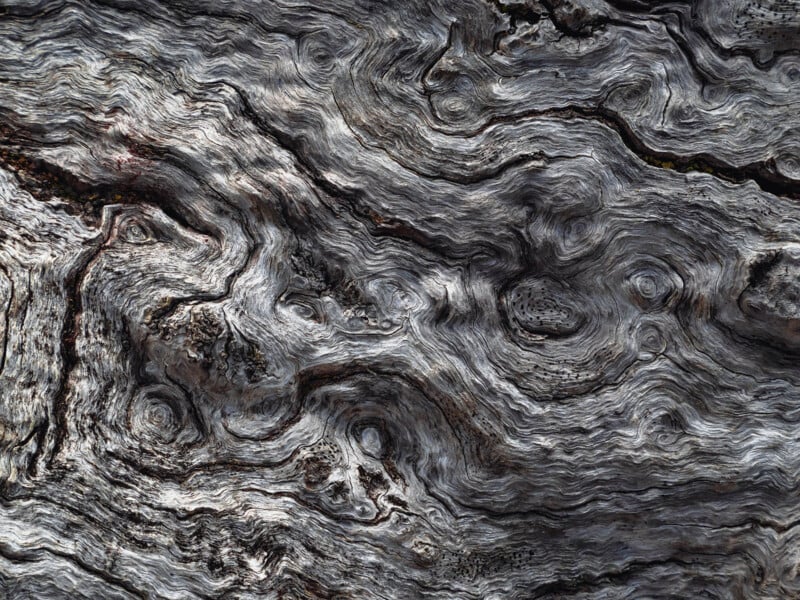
[0, 0, 799, 598]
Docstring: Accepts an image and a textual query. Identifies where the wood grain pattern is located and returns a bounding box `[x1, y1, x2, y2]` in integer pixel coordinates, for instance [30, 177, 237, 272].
[0, 0, 799, 597]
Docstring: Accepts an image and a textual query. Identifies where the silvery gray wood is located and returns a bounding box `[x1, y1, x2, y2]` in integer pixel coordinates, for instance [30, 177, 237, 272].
[0, 0, 799, 597]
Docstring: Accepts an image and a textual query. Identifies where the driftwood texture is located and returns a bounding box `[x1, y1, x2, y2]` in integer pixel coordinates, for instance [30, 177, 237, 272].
[0, 0, 799, 598]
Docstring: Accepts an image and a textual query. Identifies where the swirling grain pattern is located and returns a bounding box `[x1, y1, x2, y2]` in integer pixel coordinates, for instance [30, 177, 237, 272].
[0, 0, 798, 598]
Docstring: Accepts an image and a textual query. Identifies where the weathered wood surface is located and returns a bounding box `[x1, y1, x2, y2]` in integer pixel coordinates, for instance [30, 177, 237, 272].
[0, 0, 799, 597]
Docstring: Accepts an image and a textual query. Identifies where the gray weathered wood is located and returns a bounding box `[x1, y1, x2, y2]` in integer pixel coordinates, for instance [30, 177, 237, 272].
[1, 0, 799, 597]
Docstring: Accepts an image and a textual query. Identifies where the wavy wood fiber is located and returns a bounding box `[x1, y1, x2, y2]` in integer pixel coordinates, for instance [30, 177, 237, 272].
[0, 0, 799, 598]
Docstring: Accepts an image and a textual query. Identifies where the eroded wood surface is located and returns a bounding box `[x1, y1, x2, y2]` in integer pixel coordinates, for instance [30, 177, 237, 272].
[0, 0, 799, 598]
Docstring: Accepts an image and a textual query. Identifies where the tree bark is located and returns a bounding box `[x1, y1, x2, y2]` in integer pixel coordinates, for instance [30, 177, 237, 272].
[1, 0, 799, 597]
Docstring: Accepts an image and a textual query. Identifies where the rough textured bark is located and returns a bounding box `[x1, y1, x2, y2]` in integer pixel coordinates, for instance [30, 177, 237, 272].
[0, 0, 799, 598]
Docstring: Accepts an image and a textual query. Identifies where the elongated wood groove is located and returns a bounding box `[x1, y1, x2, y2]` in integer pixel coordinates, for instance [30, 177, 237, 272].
[0, 0, 799, 598]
